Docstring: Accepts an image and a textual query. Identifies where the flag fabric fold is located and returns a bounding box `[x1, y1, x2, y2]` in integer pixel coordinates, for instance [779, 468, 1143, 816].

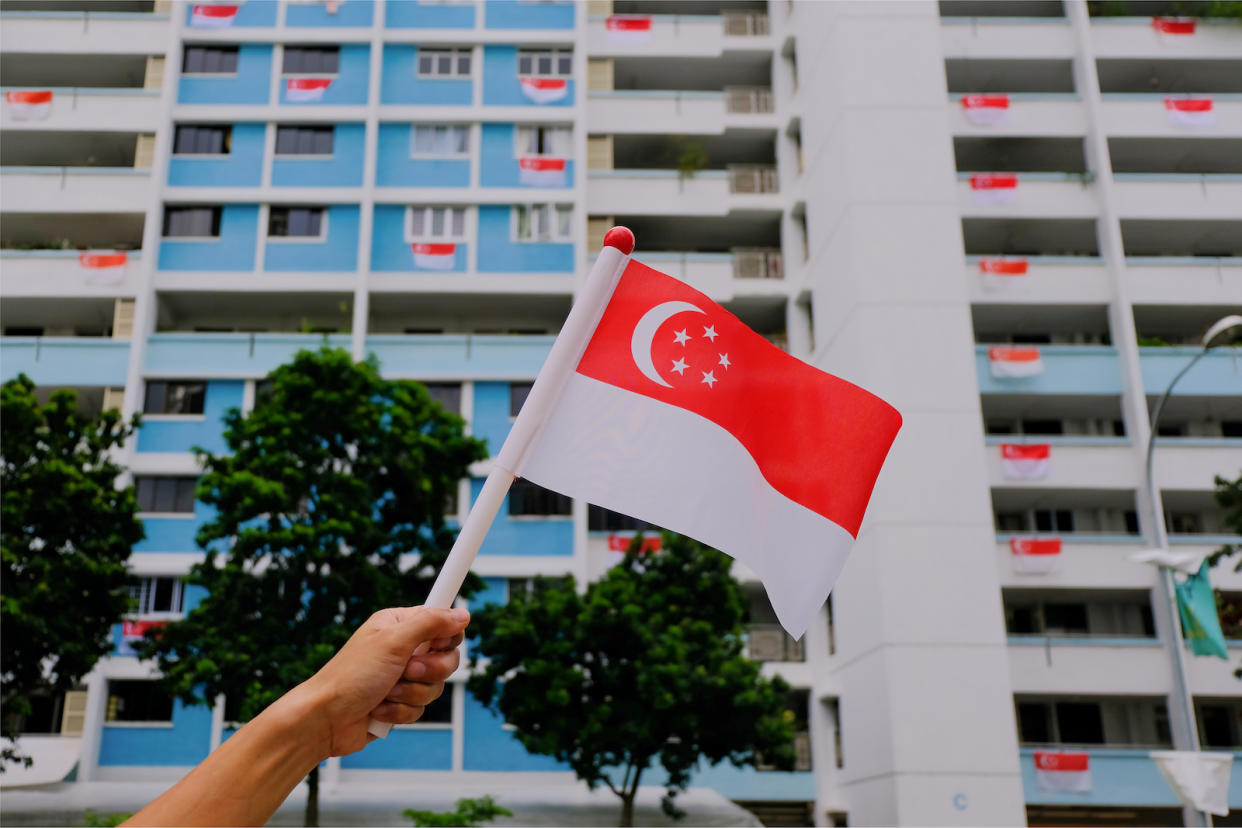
[1034, 751, 1092, 792]
[1150, 751, 1234, 816]
[1175, 561, 1229, 659]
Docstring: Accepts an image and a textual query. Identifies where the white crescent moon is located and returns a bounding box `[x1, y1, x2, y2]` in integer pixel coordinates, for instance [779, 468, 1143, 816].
[631, 301, 705, 387]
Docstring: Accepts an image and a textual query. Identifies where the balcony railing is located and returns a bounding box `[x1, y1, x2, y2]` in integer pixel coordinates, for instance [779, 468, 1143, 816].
[723, 12, 769, 36]
[725, 86, 773, 114]
[729, 165, 779, 194]
[747, 624, 805, 662]
[733, 248, 783, 279]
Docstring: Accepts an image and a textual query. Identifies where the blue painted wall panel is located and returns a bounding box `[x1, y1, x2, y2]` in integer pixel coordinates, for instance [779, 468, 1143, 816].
[285, 0, 372, 27]
[159, 205, 258, 272]
[340, 728, 453, 769]
[375, 124, 470, 187]
[1020, 748, 1242, 807]
[469, 477, 573, 557]
[1141, 347, 1242, 396]
[385, 0, 475, 28]
[134, 501, 216, 554]
[484, 0, 574, 30]
[469, 577, 509, 611]
[462, 694, 568, 771]
[0, 340, 129, 386]
[184, 0, 276, 27]
[98, 700, 213, 767]
[477, 205, 573, 273]
[178, 45, 272, 105]
[483, 46, 572, 107]
[144, 334, 353, 378]
[280, 45, 370, 106]
[137, 380, 243, 454]
[363, 336, 552, 380]
[472, 381, 511, 456]
[381, 46, 473, 105]
[480, 123, 573, 189]
[371, 204, 467, 272]
[975, 346, 1123, 395]
[271, 123, 365, 187]
[168, 123, 265, 187]
[264, 205, 360, 272]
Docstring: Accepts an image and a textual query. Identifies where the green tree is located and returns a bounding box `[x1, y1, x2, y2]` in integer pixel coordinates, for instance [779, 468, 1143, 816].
[1, 375, 143, 768]
[1209, 474, 1242, 565]
[135, 348, 487, 826]
[468, 532, 796, 828]
[403, 795, 513, 827]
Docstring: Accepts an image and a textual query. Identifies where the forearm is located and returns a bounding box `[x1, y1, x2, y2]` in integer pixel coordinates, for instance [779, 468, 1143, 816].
[124, 683, 329, 828]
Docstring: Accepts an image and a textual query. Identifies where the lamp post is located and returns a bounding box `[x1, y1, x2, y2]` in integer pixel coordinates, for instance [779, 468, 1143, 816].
[1144, 314, 1242, 828]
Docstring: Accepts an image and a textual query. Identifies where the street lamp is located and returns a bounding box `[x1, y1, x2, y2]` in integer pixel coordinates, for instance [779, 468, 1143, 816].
[1144, 314, 1242, 828]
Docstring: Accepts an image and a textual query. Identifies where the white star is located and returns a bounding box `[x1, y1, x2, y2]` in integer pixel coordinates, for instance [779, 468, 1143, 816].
[673, 328, 690, 346]
[718, 353, 731, 370]
[700, 370, 717, 388]
[702, 325, 718, 342]
[671, 358, 689, 375]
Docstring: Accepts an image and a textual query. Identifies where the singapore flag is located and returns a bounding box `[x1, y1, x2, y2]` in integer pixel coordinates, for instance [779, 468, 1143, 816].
[411, 243, 457, 270]
[989, 346, 1044, 378]
[1010, 537, 1062, 574]
[1034, 751, 1092, 793]
[518, 157, 567, 187]
[960, 94, 1011, 126]
[1001, 444, 1051, 479]
[5, 90, 53, 121]
[189, 5, 239, 27]
[1165, 98, 1215, 127]
[507, 253, 902, 638]
[519, 76, 569, 104]
[79, 251, 128, 286]
[970, 173, 1019, 206]
[286, 78, 332, 102]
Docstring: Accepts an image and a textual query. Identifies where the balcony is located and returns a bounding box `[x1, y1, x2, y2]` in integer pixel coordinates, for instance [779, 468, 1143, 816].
[0, 88, 161, 132]
[0, 249, 142, 297]
[143, 333, 352, 379]
[1140, 346, 1240, 396]
[1101, 94, 1242, 137]
[947, 95, 1086, 137]
[995, 537, 1242, 591]
[1113, 173, 1242, 220]
[940, 18, 1075, 58]
[365, 334, 554, 380]
[957, 173, 1099, 218]
[986, 437, 1137, 489]
[587, 89, 776, 135]
[588, 168, 780, 217]
[0, 167, 151, 213]
[0, 10, 170, 54]
[1091, 18, 1242, 60]
[586, 12, 772, 58]
[1021, 747, 1242, 808]
[966, 256, 1110, 303]
[1011, 637, 1242, 697]
[1153, 441, 1242, 490]
[0, 337, 129, 386]
[976, 345, 1122, 395]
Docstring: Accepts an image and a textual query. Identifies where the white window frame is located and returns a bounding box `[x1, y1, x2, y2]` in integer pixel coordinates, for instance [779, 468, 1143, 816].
[513, 125, 572, 158]
[162, 206, 223, 242]
[405, 206, 469, 243]
[273, 125, 335, 159]
[416, 48, 473, 79]
[129, 576, 187, 619]
[516, 49, 572, 78]
[172, 125, 233, 159]
[266, 206, 330, 244]
[512, 204, 572, 243]
[410, 124, 471, 159]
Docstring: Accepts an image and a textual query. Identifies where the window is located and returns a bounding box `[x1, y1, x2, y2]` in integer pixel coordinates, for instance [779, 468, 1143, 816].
[275, 125, 334, 156]
[1168, 512, 1202, 534]
[163, 207, 221, 238]
[995, 511, 1027, 532]
[408, 206, 467, 240]
[1223, 421, 1242, 438]
[515, 126, 571, 157]
[514, 204, 571, 242]
[173, 125, 231, 155]
[107, 680, 173, 723]
[283, 46, 339, 75]
[1056, 702, 1105, 744]
[183, 46, 239, 74]
[411, 125, 470, 157]
[587, 505, 651, 532]
[130, 577, 186, 616]
[268, 207, 325, 238]
[135, 476, 197, 515]
[1042, 603, 1089, 634]
[509, 382, 532, 417]
[144, 380, 206, 415]
[417, 48, 472, 78]
[1199, 704, 1242, 748]
[423, 382, 462, 415]
[508, 478, 571, 516]
[1017, 702, 1052, 744]
[1034, 509, 1074, 533]
[1022, 419, 1063, 436]
[417, 690, 453, 725]
[517, 49, 572, 78]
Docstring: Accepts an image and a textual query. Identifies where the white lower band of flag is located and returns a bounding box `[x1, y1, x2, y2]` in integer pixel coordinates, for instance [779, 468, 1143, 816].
[517, 373, 854, 638]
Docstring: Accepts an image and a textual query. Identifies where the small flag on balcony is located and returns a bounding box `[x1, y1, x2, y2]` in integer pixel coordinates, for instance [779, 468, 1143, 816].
[607, 533, 661, 554]
[518, 156, 568, 188]
[988, 346, 1044, 378]
[1152, 16, 1196, 34]
[118, 620, 165, 657]
[1165, 98, 1215, 127]
[190, 4, 239, 27]
[970, 174, 1019, 206]
[286, 78, 333, 102]
[605, 15, 653, 44]
[1010, 537, 1061, 574]
[1034, 751, 1092, 793]
[79, 251, 128, 286]
[411, 242, 457, 270]
[5, 90, 53, 121]
[1001, 444, 1051, 479]
[979, 258, 1029, 290]
[519, 76, 569, 105]
[1176, 561, 1229, 659]
[960, 94, 1011, 126]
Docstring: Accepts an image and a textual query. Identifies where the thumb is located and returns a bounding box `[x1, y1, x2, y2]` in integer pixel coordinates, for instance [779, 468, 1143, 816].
[386, 606, 469, 653]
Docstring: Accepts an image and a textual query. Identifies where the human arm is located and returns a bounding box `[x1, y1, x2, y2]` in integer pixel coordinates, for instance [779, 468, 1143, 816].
[124, 605, 469, 827]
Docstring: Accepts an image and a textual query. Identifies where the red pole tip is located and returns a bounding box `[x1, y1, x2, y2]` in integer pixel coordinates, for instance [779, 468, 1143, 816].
[602, 226, 635, 256]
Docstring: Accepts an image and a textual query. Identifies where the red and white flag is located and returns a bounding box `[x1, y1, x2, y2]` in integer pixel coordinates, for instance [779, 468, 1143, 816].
[1001, 444, 1051, 479]
[608, 534, 661, 554]
[190, 4, 239, 27]
[989, 346, 1044, 378]
[5, 90, 52, 121]
[961, 94, 1011, 126]
[1010, 537, 1062, 574]
[1165, 98, 1215, 127]
[970, 173, 1019, 206]
[79, 251, 128, 286]
[605, 15, 653, 44]
[1034, 751, 1092, 793]
[286, 78, 332, 102]
[118, 619, 164, 657]
[1152, 16, 1195, 34]
[411, 242, 456, 270]
[518, 156, 567, 188]
[979, 258, 1028, 290]
[519, 76, 569, 105]
[507, 258, 902, 637]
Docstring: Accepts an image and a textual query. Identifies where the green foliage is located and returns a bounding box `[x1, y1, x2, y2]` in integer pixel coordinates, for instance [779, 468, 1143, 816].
[403, 796, 513, 827]
[1, 376, 142, 769]
[82, 811, 133, 827]
[1208, 474, 1242, 571]
[675, 142, 709, 179]
[468, 532, 795, 826]
[1088, 0, 1242, 19]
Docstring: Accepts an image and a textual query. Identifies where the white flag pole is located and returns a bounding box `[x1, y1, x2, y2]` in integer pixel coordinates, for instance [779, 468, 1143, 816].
[367, 227, 636, 738]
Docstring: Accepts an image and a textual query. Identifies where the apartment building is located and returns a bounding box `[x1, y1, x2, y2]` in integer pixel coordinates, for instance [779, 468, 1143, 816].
[0, 0, 1239, 825]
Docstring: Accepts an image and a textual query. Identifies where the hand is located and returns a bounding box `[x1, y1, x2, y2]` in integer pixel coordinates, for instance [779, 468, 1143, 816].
[292, 606, 470, 758]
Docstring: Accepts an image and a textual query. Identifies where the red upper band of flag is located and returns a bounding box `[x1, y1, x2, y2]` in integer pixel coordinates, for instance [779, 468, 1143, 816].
[989, 346, 1041, 363]
[980, 259, 1028, 275]
[971, 173, 1018, 190]
[961, 94, 1009, 110]
[79, 252, 127, 268]
[1034, 751, 1089, 772]
[1001, 444, 1050, 461]
[1010, 537, 1062, 556]
[1152, 16, 1195, 33]
[1166, 98, 1213, 113]
[6, 90, 53, 104]
[519, 157, 566, 172]
[608, 534, 661, 553]
[606, 15, 653, 32]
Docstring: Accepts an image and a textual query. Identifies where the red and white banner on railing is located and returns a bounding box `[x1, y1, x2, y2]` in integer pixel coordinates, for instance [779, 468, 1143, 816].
[1152, 16, 1196, 34]
[410, 243, 456, 270]
[1034, 751, 1092, 792]
[79, 251, 128, 286]
[190, 4, 239, 27]
[979, 258, 1029, 290]
[1010, 537, 1062, 575]
[5, 90, 53, 121]
[519, 76, 569, 105]
[606, 533, 661, 567]
[960, 94, 1011, 126]
[605, 15, 653, 44]
[970, 174, 1019, 206]
[518, 156, 567, 188]
[1165, 98, 1215, 127]
[118, 619, 165, 657]
[988, 346, 1044, 378]
[1001, 444, 1051, 479]
[286, 78, 333, 102]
